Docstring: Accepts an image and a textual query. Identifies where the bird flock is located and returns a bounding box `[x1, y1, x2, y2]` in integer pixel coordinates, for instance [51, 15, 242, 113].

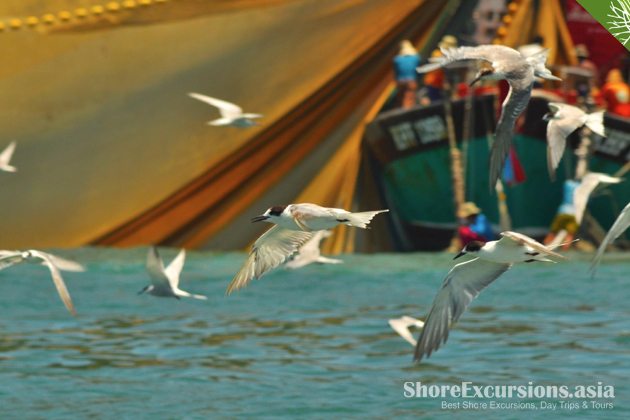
[2, 44, 629, 365]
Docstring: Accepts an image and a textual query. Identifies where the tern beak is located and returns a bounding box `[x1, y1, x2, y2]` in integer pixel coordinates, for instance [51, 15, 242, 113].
[469, 76, 481, 87]
[250, 215, 269, 223]
[453, 252, 466, 260]
[542, 112, 554, 121]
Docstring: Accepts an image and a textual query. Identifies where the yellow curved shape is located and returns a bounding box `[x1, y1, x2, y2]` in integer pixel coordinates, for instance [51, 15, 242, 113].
[0, 0, 430, 248]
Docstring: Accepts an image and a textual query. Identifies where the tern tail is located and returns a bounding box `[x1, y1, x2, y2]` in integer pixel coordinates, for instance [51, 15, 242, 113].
[585, 111, 606, 137]
[526, 49, 561, 81]
[343, 210, 389, 229]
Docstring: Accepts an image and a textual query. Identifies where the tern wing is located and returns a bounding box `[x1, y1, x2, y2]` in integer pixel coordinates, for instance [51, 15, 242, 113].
[389, 317, 424, 346]
[500, 231, 568, 259]
[38, 252, 85, 272]
[590, 202, 630, 275]
[30, 250, 76, 316]
[546, 104, 586, 180]
[489, 79, 532, 191]
[0, 251, 26, 271]
[145, 245, 172, 289]
[417, 45, 521, 73]
[289, 204, 339, 231]
[526, 48, 561, 80]
[316, 256, 343, 264]
[414, 259, 512, 362]
[175, 289, 208, 300]
[227, 226, 314, 294]
[574, 173, 623, 224]
[291, 203, 339, 218]
[0, 141, 16, 166]
[164, 249, 186, 288]
[188, 93, 243, 118]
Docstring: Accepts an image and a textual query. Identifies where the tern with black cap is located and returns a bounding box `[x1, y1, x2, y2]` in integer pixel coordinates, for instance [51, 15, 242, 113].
[414, 231, 575, 362]
[417, 45, 561, 192]
[227, 204, 388, 294]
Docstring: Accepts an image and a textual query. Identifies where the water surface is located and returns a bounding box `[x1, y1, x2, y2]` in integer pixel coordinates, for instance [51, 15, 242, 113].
[0, 249, 628, 419]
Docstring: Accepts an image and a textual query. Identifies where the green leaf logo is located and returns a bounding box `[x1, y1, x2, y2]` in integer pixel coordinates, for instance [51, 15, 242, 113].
[609, 0, 630, 45]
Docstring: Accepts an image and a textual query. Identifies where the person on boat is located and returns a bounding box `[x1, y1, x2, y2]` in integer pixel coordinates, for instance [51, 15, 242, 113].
[457, 202, 494, 246]
[601, 69, 630, 118]
[544, 179, 580, 250]
[421, 35, 458, 104]
[393, 40, 420, 109]
[575, 44, 599, 90]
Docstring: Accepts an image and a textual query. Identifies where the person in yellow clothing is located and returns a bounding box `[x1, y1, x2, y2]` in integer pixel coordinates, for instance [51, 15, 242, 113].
[544, 179, 580, 250]
[422, 35, 458, 104]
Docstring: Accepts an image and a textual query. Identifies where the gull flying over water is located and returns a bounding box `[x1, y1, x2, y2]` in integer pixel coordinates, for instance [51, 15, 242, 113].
[227, 204, 388, 294]
[573, 173, 623, 225]
[590, 201, 630, 276]
[388, 316, 425, 346]
[543, 103, 606, 180]
[0, 250, 85, 315]
[284, 230, 343, 269]
[188, 92, 263, 128]
[139, 245, 207, 300]
[414, 231, 574, 362]
[0, 141, 17, 172]
[417, 45, 561, 191]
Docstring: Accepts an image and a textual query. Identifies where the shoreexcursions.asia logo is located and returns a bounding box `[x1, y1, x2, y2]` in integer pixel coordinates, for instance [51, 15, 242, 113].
[403, 381, 615, 399]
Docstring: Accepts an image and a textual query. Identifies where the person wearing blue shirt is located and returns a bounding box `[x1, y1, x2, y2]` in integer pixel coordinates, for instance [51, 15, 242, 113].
[393, 40, 420, 109]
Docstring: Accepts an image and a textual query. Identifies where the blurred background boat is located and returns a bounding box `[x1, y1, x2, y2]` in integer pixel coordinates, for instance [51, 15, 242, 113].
[1, 0, 629, 253]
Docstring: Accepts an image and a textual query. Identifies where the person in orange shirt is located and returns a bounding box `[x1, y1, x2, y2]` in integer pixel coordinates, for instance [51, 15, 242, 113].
[601, 69, 630, 118]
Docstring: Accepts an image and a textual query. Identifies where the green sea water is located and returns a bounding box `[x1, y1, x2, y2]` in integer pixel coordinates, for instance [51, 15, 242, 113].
[0, 248, 628, 419]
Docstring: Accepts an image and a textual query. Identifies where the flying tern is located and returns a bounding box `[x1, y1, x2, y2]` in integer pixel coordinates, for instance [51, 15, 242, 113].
[414, 231, 574, 362]
[590, 201, 630, 276]
[543, 103, 606, 180]
[138, 245, 207, 300]
[284, 230, 343, 269]
[417, 45, 561, 191]
[574, 173, 623, 225]
[188, 92, 263, 128]
[0, 141, 17, 172]
[0, 250, 85, 315]
[227, 204, 388, 294]
[388, 316, 425, 346]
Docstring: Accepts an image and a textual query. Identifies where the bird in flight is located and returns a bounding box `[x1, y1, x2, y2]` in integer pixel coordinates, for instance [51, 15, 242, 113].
[0, 250, 85, 315]
[139, 245, 207, 300]
[417, 45, 561, 192]
[573, 173, 623, 225]
[388, 316, 425, 346]
[227, 204, 388, 294]
[543, 103, 606, 180]
[590, 201, 630, 276]
[284, 230, 343, 269]
[0, 141, 17, 172]
[188, 92, 263, 128]
[414, 231, 574, 362]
